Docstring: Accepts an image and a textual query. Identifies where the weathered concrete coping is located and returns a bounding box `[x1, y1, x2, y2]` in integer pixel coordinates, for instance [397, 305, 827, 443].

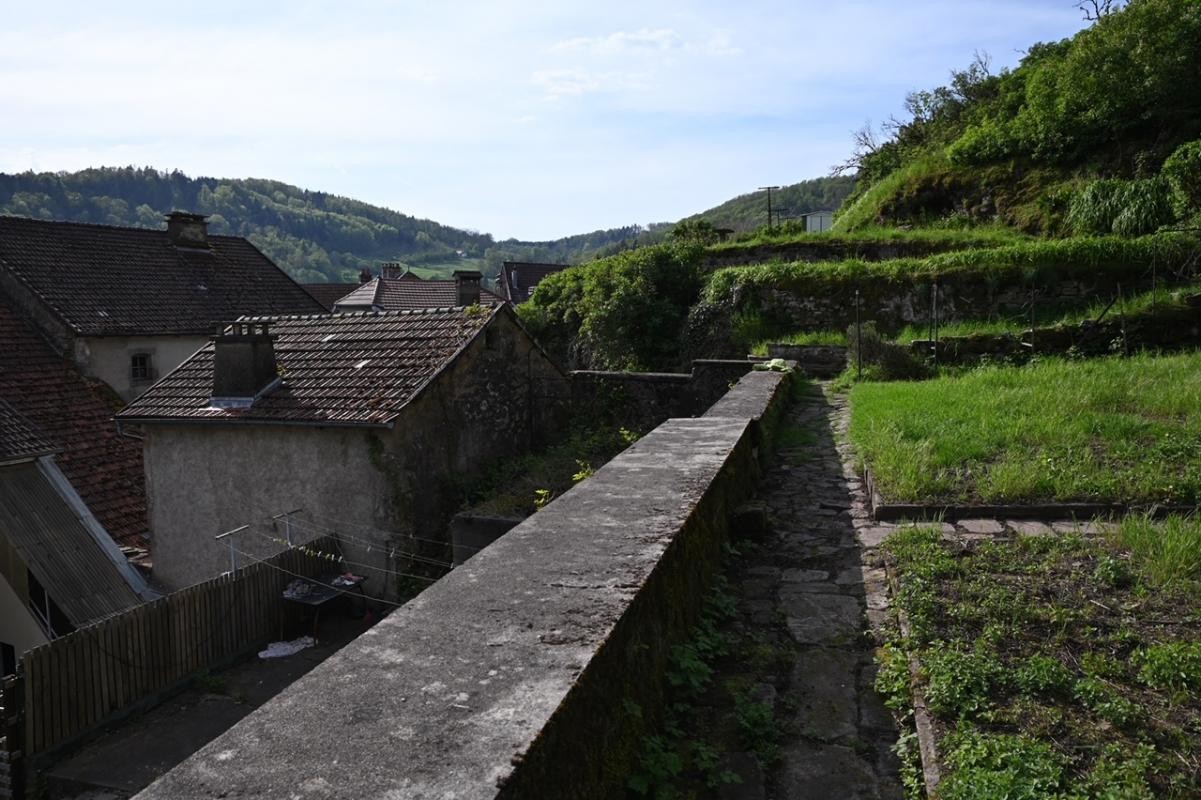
[135, 369, 791, 800]
[704, 366, 795, 422]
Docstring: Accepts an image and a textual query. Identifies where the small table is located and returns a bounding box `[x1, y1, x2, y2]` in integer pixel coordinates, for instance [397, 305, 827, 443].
[283, 574, 367, 641]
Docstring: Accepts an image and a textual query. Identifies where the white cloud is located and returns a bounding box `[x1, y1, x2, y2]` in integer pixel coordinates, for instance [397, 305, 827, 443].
[551, 28, 682, 55]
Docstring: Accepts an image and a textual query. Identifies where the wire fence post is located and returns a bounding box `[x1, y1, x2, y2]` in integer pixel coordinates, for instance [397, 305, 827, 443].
[1118, 282, 1130, 357]
[855, 288, 862, 379]
[932, 279, 940, 368]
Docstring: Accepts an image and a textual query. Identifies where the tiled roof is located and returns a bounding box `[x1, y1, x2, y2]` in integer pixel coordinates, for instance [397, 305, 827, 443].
[118, 306, 500, 427]
[334, 277, 504, 311]
[0, 215, 327, 336]
[501, 261, 568, 303]
[302, 282, 362, 312]
[0, 296, 147, 547]
[0, 398, 59, 465]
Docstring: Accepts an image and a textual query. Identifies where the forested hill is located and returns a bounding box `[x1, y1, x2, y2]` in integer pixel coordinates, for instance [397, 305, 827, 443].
[0, 168, 855, 284]
[680, 176, 855, 231]
[0, 168, 669, 284]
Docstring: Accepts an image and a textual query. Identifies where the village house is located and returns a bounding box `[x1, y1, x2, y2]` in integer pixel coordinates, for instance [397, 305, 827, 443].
[0, 213, 326, 402]
[0, 401, 150, 673]
[332, 263, 504, 312]
[302, 268, 372, 312]
[499, 260, 569, 304]
[0, 296, 157, 671]
[116, 305, 569, 594]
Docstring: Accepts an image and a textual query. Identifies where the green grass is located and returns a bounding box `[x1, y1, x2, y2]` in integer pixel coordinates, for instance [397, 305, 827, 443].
[1111, 514, 1201, 590]
[709, 222, 1027, 252]
[749, 329, 847, 355]
[850, 352, 1201, 505]
[879, 523, 1201, 798]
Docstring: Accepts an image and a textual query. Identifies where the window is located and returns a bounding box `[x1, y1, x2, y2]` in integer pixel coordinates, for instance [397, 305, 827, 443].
[130, 352, 152, 381]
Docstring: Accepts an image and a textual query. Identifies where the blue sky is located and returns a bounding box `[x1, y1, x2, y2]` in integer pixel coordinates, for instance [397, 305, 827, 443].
[1, 1, 1088, 240]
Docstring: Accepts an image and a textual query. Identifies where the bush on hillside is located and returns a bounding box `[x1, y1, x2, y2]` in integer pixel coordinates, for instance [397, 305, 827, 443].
[1067, 178, 1175, 236]
[518, 243, 705, 371]
[1163, 140, 1201, 218]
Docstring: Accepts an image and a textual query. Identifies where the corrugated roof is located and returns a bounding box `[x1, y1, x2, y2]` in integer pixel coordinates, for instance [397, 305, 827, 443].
[0, 215, 327, 336]
[334, 277, 505, 311]
[0, 461, 141, 627]
[501, 261, 568, 303]
[118, 306, 499, 426]
[0, 399, 59, 465]
[0, 296, 147, 547]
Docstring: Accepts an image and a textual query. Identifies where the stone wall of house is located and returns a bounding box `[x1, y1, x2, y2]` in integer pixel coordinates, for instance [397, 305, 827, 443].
[133, 367, 794, 800]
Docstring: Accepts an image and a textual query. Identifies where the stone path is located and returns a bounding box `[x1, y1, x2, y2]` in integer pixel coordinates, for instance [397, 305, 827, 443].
[736, 381, 1116, 800]
[735, 385, 902, 800]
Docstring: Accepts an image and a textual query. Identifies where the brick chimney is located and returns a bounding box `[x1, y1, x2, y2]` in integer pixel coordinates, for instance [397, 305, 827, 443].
[453, 270, 482, 306]
[165, 211, 210, 248]
[210, 321, 280, 408]
[358, 268, 373, 283]
[381, 262, 406, 280]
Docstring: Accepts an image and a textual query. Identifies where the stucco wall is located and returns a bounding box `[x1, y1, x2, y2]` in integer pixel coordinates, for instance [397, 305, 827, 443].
[0, 572, 47, 664]
[143, 311, 570, 597]
[76, 335, 208, 402]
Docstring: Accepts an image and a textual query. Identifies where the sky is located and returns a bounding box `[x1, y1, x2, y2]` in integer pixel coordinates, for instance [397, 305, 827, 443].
[0, 1, 1089, 241]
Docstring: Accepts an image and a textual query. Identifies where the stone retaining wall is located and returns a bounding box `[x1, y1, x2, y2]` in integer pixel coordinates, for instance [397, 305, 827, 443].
[570, 358, 758, 431]
[908, 294, 1201, 366]
[133, 368, 794, 800]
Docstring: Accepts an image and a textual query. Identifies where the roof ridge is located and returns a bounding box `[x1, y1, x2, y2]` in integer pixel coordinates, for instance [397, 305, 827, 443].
[0, 213, 249, 242]
[236, 304, 498, 323]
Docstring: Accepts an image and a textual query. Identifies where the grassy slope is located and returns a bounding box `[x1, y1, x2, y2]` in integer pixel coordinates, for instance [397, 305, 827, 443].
[849, 352, 1201, 505]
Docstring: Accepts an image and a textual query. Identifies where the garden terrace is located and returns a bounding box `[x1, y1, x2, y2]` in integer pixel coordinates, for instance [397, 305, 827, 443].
[849, 351, 1201, 511]
[700, 226, 1027, 269]
[878, 519, 1201, 797]
[692, 234, 1200, 352]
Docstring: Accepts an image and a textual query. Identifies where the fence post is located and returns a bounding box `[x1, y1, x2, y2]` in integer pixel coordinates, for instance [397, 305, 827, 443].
[855, 289, 862, 380]
[2, 673, 25, 800]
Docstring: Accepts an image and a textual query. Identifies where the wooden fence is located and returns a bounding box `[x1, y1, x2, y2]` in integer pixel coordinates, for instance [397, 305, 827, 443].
[8, 538, 335, 764]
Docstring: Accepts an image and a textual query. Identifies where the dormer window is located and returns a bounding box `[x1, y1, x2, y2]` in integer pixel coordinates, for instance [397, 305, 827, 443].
[131, 353, 153, 382]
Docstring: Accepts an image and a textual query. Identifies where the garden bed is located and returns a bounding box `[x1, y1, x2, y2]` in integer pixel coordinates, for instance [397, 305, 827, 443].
[849, 352, 1201, 510]
[877, 517, 1201, 798]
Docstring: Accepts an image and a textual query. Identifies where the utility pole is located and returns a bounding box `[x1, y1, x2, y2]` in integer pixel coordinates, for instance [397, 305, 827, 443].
[759, 186, 781, 230]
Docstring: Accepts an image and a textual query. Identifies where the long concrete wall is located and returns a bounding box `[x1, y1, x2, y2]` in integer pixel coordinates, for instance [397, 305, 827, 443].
[133, 367, 793, 800]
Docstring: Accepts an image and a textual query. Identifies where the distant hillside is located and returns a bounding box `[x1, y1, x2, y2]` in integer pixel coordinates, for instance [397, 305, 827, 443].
[836, 0, 1201, 235]
[681, 177, 856, 232]
[0, 168, 659, 284]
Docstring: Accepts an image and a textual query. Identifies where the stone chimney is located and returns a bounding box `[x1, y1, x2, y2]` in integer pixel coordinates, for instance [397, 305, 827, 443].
[358, 268, 373, 283]
[165, 211, 210, 248]
[453, 270, 482, 306]
[381, 262, 406, 280]
[211, 321, 279, 408]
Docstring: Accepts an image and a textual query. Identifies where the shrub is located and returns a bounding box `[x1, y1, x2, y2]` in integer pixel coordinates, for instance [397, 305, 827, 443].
[1067, 178, 1175, 236]
[846, 321, 929, 381]
[1162, 139, 1201, 217]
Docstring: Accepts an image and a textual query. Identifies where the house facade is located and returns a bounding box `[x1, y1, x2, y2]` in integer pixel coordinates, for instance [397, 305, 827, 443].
[0, 212, 326, 402]
[117, 305, 569, 595]
[0, 402, 149, 672]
